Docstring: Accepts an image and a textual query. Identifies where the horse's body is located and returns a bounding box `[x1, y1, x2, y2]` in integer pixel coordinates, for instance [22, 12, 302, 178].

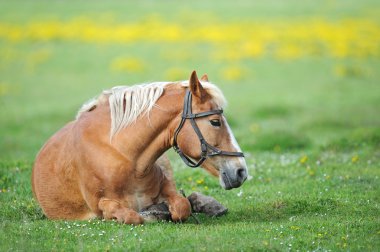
[32, 71, 247, 224]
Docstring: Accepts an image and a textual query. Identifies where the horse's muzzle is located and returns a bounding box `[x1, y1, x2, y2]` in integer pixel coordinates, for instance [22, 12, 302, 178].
[221, 166, 248, 190]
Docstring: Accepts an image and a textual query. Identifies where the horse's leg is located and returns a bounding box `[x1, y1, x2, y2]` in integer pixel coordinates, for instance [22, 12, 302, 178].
[98, 198, 144, 225]
[157, 155, 191, 222]
[76, 169, 145, 225]
[166, 192, 192, 222]
[79, 185, 145, 224]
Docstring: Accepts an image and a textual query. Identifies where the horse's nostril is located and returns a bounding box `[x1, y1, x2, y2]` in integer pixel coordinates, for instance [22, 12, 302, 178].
[236, 168, 246, 181]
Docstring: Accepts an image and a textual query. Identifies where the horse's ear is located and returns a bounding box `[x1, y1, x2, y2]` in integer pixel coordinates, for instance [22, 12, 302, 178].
[189, 70, 206, 100]
[200, 74, 209, 82]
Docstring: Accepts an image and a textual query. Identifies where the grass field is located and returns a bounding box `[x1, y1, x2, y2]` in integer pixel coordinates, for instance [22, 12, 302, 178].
[1, 0, 379, 251]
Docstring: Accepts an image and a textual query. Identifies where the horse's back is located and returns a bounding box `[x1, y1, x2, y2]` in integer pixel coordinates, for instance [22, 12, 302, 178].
[32, 121, 92, 220]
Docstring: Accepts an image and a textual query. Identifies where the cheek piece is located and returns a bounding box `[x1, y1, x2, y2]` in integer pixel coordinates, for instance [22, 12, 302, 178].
[172, 89, 244, 168]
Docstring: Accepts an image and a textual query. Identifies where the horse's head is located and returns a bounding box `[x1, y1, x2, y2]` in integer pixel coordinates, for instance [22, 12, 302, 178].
[173, 71, 248, 190]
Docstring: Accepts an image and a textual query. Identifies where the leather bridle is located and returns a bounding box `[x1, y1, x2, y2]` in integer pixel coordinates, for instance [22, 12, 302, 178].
[172, 89, 244, 168]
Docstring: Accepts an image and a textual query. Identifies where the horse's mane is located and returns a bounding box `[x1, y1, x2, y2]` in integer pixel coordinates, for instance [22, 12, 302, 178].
[76, 81, 226, 139]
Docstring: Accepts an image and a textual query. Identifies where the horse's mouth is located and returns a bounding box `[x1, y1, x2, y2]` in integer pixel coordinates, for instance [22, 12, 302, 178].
[221, 170, 246, 190]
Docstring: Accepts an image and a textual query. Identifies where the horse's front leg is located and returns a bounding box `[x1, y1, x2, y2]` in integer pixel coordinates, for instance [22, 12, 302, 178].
[78, 168, 144, 225]
[160, 177, 191, 222]
[98, 198, 144, 225]
[168, 194, 192, 222]
[155, 154, 191, 222]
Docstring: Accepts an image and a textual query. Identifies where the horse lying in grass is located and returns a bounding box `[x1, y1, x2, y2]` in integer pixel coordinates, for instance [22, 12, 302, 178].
[32, 71, 248, 224]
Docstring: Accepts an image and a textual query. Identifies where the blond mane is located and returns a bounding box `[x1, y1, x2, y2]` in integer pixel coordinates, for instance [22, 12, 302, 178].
[76, 81, 227, 139]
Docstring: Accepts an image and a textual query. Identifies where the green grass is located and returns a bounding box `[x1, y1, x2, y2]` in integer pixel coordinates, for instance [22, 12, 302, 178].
[1, 0, 380, 251]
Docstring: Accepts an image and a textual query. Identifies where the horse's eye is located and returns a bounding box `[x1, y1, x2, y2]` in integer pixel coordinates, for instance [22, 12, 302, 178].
[210, 119, 221, 127]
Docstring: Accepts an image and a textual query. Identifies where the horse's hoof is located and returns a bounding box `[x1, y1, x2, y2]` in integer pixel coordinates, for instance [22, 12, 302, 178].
[139, 202, 171, 222]
[188, 192, 228, 217]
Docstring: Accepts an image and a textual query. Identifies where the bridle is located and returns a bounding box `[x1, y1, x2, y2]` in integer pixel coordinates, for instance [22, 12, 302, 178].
[172, 89, 244, 168]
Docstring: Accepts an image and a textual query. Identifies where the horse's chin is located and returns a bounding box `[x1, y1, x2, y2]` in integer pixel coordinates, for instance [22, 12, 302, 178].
[218, 173, 243, 190]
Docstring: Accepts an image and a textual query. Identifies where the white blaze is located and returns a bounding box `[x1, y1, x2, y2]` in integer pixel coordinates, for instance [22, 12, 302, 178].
[224, 116, 247, 169]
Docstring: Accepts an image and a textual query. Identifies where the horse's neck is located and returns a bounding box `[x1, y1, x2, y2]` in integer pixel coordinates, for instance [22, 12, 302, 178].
[112, 88, 183, 174]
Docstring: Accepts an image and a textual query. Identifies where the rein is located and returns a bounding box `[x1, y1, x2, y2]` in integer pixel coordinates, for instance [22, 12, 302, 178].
[172, 89, 244, 168]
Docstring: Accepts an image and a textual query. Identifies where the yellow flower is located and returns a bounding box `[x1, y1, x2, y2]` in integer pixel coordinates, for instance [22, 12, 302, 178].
[242, 41, 264, 58]
[0, 17, 379, 60]
[300, 155, 308, 164]
[221, 66, 246, 81]
[196, 179, 204, 185]
[351, 155, 359, 163]
[110, 57, 145, 73]
[275, 43, 303, 59]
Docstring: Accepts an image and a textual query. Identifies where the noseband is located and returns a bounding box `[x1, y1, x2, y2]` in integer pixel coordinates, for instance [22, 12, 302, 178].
[172, 89, 244, 168]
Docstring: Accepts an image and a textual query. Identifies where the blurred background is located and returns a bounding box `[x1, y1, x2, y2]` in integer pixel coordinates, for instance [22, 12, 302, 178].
[0, 1, 379, 250]
[0, 0, 379, 160]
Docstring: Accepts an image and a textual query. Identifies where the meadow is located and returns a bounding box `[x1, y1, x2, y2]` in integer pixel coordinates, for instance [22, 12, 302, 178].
[0, 0, 379, 251]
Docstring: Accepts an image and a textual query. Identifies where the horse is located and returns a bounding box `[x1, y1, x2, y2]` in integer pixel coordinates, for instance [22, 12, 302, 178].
[32, 71, 248, 224]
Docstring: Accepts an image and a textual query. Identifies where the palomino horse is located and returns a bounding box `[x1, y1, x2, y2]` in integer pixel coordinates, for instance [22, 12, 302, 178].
[32, 71, 248, 224]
